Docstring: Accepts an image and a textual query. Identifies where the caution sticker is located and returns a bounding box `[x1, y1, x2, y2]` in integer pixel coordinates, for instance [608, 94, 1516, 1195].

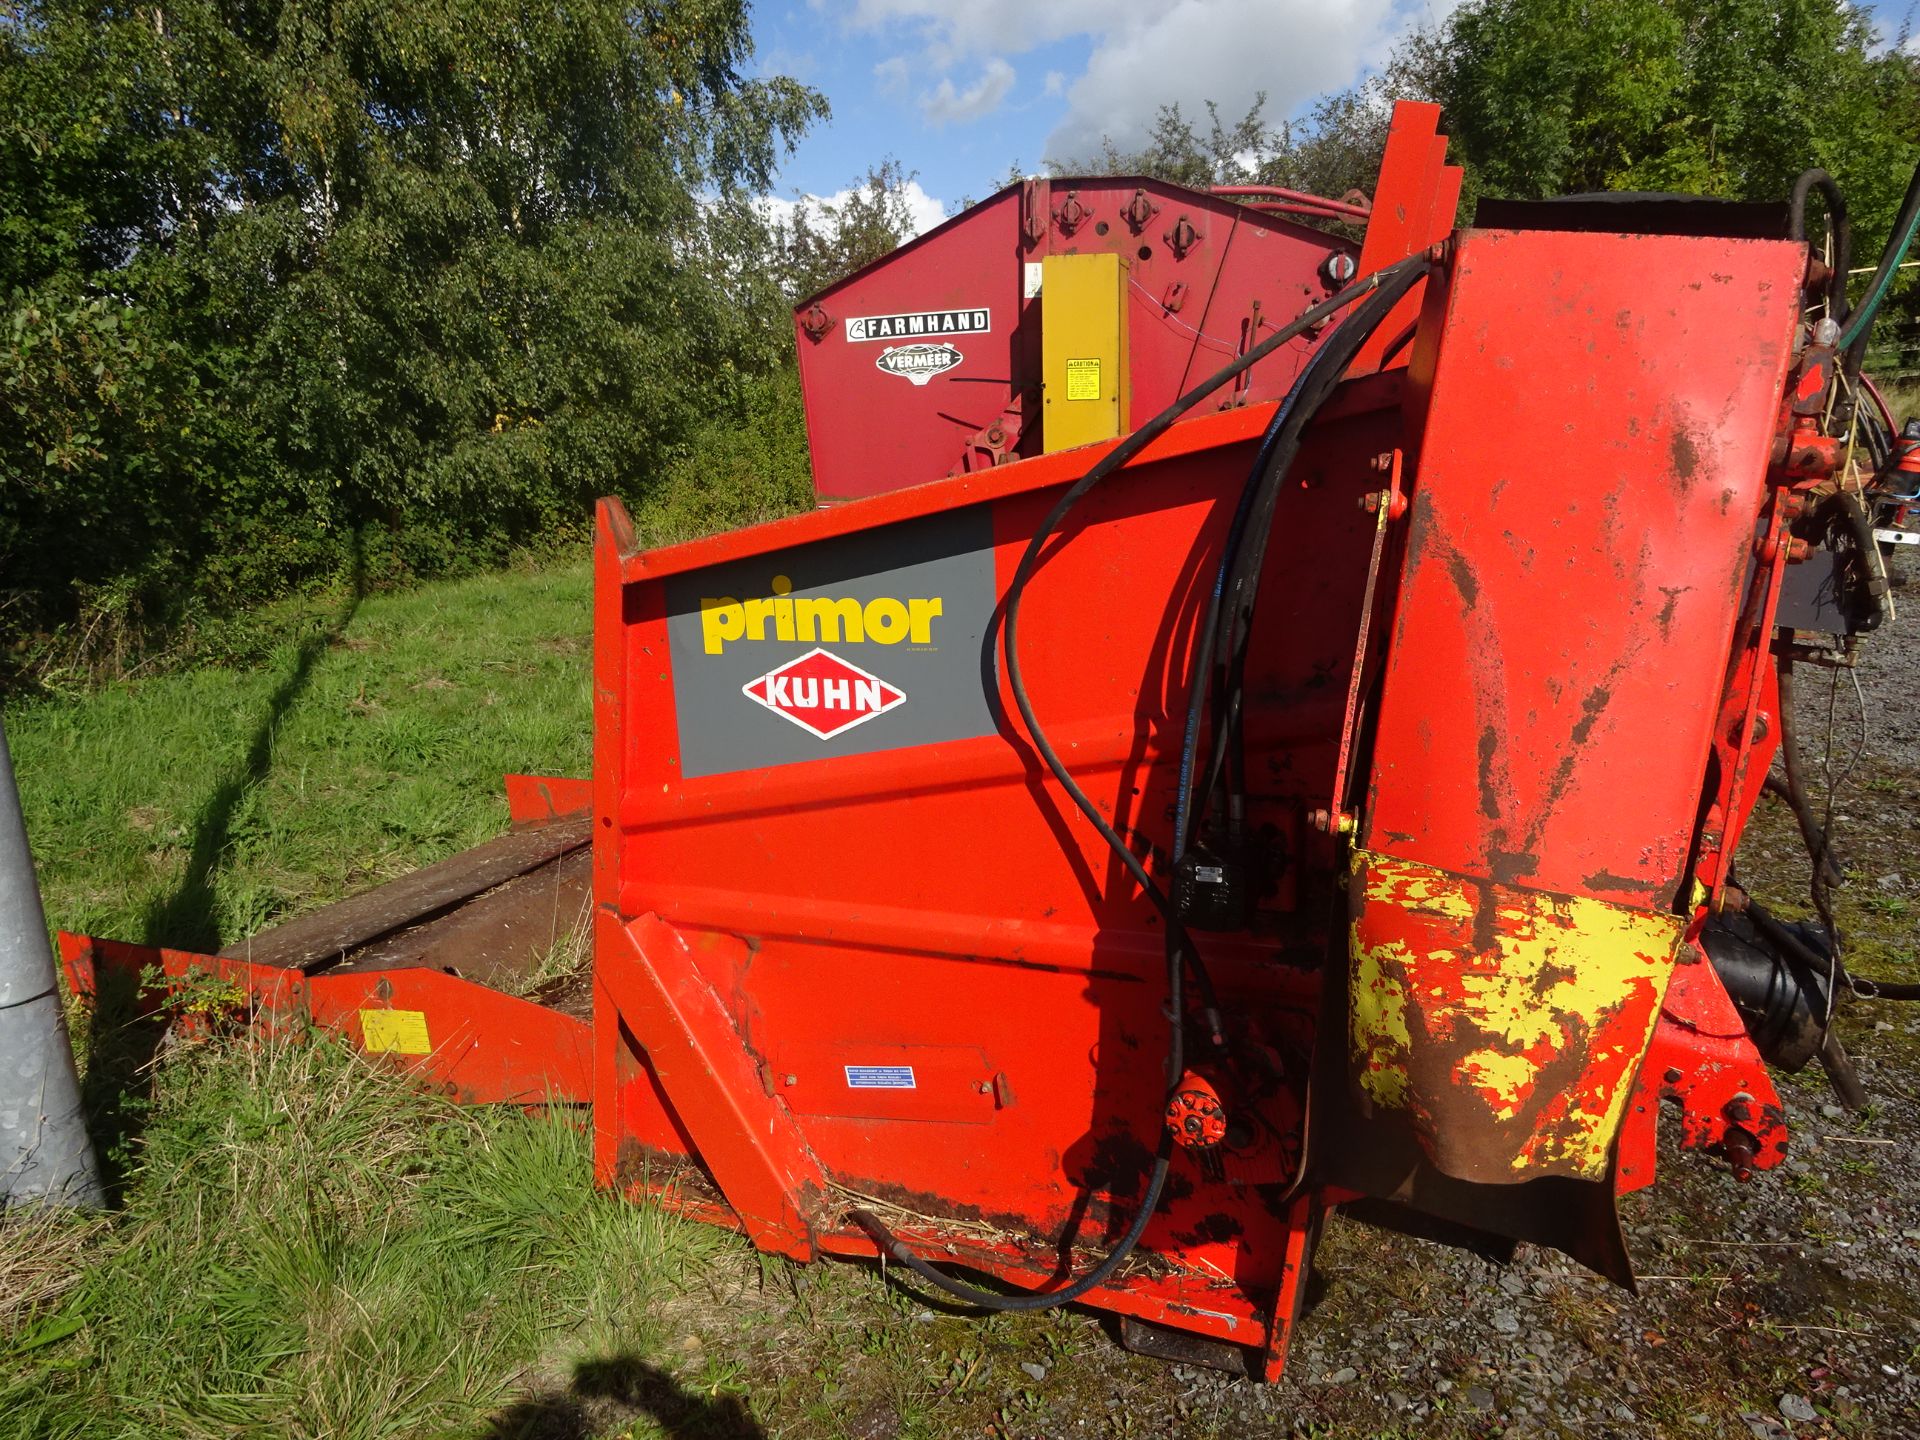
[360, 1008, 432, 1055]
[1065, 357, 1102, 400]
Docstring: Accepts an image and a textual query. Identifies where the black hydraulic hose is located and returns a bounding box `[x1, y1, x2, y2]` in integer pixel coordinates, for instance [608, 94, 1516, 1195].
[1178, 317, 1366, 845]
[848, 254, 1434, 1313]
[1789, 169, 1850, 323]
[1209, 269, 1433, 817]
[1844, 968, 1920, 1001]
[1773, 653, 1844, 888]
[1843, 156, 1920, 376]
[1830, 491, 1892, 619]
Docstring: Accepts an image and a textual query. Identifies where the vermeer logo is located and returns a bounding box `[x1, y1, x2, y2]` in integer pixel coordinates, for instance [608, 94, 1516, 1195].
[876, 342, 962, 386]
[701, 575, 944, 656]
[845, 308, 990, 342]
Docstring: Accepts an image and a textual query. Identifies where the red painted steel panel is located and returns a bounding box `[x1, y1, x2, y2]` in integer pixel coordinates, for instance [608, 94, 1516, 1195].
[794, 180, 1360, 501]
[589, 388, 1394, 1365]
[1362, 229, 1805, 904]
[58, 934, 591, 1106]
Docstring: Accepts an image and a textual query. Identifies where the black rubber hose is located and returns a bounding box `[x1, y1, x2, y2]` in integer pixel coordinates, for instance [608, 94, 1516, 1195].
[1845, 970, 1920, 1001]
[1789, 169, 1850, 323]
[1208, 270, 1432, 818]
[1843, 157, 1920, 376]
[1773, 654, 1844, 888]
[848, 254, 1434, 1313]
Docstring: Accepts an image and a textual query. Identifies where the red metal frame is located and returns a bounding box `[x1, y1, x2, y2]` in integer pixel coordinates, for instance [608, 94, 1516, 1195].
[792, 102, 1458, 501]
[59, 934, 591, 1106]
[588, 215, 1817, 1376]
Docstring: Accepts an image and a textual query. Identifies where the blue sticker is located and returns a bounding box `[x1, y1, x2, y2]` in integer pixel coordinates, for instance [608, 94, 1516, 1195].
[844, 1064, 917, 1090]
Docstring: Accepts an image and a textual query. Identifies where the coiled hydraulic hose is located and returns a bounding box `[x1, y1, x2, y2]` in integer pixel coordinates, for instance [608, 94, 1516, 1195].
[849, 252, 1434, 1311]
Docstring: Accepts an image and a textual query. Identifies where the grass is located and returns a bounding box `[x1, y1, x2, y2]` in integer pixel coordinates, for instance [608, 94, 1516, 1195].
[0, 1032, 737, 1439]
[6, 559, 593, 954]
[1, 552, 736, 1438]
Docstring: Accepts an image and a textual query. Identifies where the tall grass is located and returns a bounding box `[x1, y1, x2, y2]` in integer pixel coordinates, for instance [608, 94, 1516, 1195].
[6, 561, 593, 954]
[0, 1033, 733, 1438]
[0, 558, 753, 1436]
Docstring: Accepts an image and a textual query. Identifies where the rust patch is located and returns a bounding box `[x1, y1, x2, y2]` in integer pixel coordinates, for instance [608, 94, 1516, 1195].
[1668, 428, 1701, 489]
[1476, 727, 1503, 820]
[1445, 550, 1480, 607]
[1654, 585, 1689, 638]
[1348, 852, 1683, 1184]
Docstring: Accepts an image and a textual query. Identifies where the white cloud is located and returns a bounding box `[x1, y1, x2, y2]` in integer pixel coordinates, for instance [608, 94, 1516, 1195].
[873, 55, 910, 97]
[756, 179, 950, 239]
[920, 57, 1017, 126]
[845, 0, 1448, 160]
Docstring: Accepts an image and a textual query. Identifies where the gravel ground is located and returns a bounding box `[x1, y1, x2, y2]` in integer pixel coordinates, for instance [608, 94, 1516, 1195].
[1108, 572, 1920, 1438]
[644, 576, 1920, 1440]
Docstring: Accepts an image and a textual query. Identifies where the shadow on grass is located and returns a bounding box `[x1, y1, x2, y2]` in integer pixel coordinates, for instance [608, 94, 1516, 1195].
[483, 1354, 766, 1439]
[140, 532, 367, 953]
[80, 535, 367, 1199]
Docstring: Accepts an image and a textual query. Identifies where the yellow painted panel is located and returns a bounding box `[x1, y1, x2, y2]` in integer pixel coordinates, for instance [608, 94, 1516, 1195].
[360, 1008, 433, 1056]
[1347, 850, 1682, 1182]
[1042, 253, 1130, 452]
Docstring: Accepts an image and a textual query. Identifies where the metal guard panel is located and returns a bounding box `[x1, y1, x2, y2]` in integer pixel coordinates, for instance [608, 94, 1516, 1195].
[1347, 850, 1682, 1183]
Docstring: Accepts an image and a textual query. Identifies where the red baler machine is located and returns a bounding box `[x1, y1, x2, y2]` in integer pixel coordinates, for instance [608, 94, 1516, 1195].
[63, 104, 1909, 1380]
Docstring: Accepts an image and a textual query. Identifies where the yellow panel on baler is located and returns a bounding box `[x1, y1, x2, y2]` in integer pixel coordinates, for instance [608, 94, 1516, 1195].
[1041, 253, 1129, 453]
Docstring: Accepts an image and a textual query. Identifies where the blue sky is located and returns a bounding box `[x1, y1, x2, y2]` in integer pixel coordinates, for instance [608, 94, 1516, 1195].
[753, 0, 1920, 229]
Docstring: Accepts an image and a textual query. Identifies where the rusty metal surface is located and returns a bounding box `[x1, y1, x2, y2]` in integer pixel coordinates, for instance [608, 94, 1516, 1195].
[1348, 850, 1682, 1183]
[219, 816, 589, 973]
[1366, 227, 1805, 909]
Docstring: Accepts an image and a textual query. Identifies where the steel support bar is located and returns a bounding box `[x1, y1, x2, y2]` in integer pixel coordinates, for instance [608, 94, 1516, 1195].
[597, 909, 826, 1261]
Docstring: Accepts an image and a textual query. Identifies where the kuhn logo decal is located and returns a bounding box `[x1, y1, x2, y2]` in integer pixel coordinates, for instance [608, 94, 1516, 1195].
[662, 507, 996, 779]
[845, 308, 989, 343]
[701, 575, 942, 655]
[743, 649, 905, 739]
[876, 342, 962, 386]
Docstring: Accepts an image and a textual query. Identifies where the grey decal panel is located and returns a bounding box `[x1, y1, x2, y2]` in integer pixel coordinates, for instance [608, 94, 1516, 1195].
[664, 506, 998, 779]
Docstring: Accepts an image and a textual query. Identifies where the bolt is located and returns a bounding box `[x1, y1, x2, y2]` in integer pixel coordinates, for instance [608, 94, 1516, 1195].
[783, 1073, 798, 1087]
[1663, 1067, 1684, 1085]
[1370, 451, 1393, 473]
[1723, 1125, 1758, 1183]
[977, 1081, 991, 1094]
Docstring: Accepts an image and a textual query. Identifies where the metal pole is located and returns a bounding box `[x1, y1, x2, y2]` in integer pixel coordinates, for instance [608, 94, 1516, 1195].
[0, 716, 103, 1208]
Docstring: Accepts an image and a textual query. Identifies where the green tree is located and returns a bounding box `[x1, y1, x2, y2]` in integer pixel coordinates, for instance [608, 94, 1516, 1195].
[769, 159, 924, 301]
[1395, 0, 1920, 248]
[1, 0, 824, 678]
[1048, 92, 1388, 229]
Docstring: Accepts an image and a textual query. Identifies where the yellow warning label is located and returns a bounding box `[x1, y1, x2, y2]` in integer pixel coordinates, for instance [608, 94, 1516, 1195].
[1065, 357, 1102, 401]
[360, 1008, 432, 1055]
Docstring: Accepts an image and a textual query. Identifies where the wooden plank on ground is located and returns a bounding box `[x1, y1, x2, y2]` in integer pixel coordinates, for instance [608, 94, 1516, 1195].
[219, 816, 591, 973]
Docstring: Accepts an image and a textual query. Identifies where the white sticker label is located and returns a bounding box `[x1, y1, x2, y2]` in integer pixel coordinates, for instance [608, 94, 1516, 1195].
[845, 308, 990, 343]
[875, 342, 963, 386]
[845, 1064, 917, 1089]
[1023, 262, 1044, 299]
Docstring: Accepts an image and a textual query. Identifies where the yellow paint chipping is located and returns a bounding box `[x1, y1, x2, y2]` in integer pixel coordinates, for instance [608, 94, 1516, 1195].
[1348, 851, 1682, 1182]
